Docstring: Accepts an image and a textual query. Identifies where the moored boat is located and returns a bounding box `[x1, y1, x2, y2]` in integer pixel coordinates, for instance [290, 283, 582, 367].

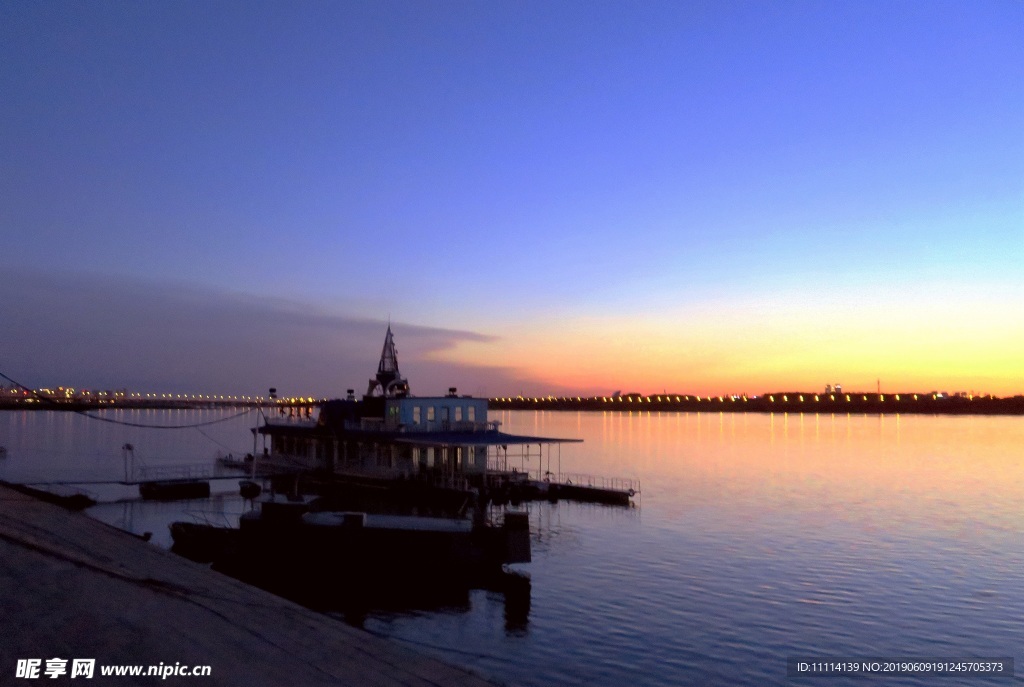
[170, 493, 530, 591]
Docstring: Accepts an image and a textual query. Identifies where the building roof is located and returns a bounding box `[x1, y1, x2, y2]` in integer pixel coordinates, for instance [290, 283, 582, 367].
[257, 421, 581, 447]
[392, 429, 583, 447]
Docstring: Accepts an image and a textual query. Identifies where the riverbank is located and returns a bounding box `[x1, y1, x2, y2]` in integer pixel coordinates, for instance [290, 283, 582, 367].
[490, 392, 1024, 415]
[0, 399, 314, 411]
[0, 483, 506, 686]
[3, 392, 1021, 415]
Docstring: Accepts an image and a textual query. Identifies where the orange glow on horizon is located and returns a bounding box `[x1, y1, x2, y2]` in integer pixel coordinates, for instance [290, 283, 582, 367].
[436, 285, 1023, 397]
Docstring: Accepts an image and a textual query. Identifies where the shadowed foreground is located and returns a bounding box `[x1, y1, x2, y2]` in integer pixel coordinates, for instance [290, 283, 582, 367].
[0, 484, 505, 686]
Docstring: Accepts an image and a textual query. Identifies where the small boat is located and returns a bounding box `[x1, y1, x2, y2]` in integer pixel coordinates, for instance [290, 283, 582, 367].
[238, 479, 261, 499]
[169, 521, 240, 562]
[546, 481, 633, 506]
[170, 494, 530, 586]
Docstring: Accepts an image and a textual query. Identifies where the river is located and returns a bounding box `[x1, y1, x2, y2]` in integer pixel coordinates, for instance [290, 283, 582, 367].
[1, 409, 1021, 686]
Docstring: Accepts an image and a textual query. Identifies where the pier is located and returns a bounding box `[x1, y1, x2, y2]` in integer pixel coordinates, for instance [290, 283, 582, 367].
[0, 483, 505, 686]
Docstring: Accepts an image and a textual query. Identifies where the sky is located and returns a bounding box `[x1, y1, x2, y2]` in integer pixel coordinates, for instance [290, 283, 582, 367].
[1, 0, 1022, 398]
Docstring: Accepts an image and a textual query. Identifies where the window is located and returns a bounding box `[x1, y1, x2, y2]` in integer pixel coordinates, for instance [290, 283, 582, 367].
[455, 406, 463, 422]
[467, 406, 476, 422]
[427, 406, 435, 422]
[413, 406, 421, 424]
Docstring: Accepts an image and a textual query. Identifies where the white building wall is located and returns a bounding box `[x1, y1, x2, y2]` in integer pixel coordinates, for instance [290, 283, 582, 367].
[389, 397, 488, 431]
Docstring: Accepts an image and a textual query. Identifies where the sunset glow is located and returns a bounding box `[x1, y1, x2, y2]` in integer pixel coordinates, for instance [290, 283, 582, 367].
[1, 2, 1021, 398]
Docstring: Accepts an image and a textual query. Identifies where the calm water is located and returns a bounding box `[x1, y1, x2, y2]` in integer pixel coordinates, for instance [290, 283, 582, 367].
[1, 409, 1022, 686]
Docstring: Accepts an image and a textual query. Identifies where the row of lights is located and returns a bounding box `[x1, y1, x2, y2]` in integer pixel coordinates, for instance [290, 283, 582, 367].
[2, 389, 321, 404]
[131, 393, 321, 403]
[493, 395, 745, 403]
[492, 395, 747, 404]
[768, 394, 920, 402]
[493, 393, 983, 404]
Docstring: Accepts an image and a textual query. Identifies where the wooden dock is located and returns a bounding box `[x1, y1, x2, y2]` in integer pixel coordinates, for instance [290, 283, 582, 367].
[482, 470, 638, 507]
[0, 483, 507, 686]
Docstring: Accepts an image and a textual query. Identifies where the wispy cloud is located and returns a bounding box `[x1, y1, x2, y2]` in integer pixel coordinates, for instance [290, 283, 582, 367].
[0, 272, 556, 397]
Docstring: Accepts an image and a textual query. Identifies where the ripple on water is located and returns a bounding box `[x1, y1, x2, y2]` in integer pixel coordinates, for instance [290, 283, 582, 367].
[9, 410, 1024, 687]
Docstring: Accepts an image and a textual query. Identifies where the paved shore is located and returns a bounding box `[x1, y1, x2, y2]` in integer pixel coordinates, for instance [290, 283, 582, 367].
[0, 484, 506, 686]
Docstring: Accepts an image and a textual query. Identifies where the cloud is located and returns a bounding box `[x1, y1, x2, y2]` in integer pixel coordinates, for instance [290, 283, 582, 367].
[0, 271, 554, 397]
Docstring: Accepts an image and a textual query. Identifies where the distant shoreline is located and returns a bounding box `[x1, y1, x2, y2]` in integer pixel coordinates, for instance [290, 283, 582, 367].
[0, 399, 314, 412]
[489, 393, 1024, 416]
[1, 393, 1022, 415]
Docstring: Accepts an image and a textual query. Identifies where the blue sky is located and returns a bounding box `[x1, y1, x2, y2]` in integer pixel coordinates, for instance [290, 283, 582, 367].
[2, 1, 1021, 397]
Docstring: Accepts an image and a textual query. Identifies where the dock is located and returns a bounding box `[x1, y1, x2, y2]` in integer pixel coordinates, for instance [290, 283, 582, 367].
[0, 483, 506, 686]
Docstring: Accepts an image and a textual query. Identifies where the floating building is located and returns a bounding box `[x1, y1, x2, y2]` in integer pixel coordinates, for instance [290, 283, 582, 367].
[256, 326, 579, 488]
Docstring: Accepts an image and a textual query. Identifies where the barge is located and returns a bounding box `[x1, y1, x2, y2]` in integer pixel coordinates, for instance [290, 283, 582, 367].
[251, 325, 588, 504]
[171, 492, 530, 597]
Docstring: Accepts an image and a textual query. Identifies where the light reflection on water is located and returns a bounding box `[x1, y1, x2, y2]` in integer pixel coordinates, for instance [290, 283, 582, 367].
[1, 409, 1022, 685]
[367, 411, 1024, 686]
[0, 408, 260, 546]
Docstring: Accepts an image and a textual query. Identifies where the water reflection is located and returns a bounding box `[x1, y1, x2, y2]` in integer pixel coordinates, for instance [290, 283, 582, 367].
[262, 566, 532, 632]
[5, 409, 1024, 686]
[495, 411, 1024, 531]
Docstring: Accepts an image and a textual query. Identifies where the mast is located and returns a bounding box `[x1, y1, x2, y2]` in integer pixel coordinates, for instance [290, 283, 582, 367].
[367, 325, 409, 397]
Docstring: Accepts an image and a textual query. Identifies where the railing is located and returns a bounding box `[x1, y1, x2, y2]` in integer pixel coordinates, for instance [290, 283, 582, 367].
[483, 461, 639, 494]
[133, 463, 217, 482]
[486, 458, 531, 477]
[557, 472, 639, 493]
[348, 419, 502, 433]
[250, 452, 318, 473]
[263, 417, 318, 428]
[443, 420, 496, 433]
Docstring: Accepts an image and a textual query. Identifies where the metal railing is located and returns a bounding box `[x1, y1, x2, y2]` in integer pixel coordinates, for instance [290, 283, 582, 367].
[483, 461, 639, 494]
[557, 472, 639, 493]
[348, 418, 503, 433]
[486, 458, 531, 476]
[133, 463, 217, 482]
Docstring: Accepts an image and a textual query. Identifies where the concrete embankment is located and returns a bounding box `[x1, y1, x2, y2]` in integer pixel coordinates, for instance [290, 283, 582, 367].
[0, 484, 506, 686]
